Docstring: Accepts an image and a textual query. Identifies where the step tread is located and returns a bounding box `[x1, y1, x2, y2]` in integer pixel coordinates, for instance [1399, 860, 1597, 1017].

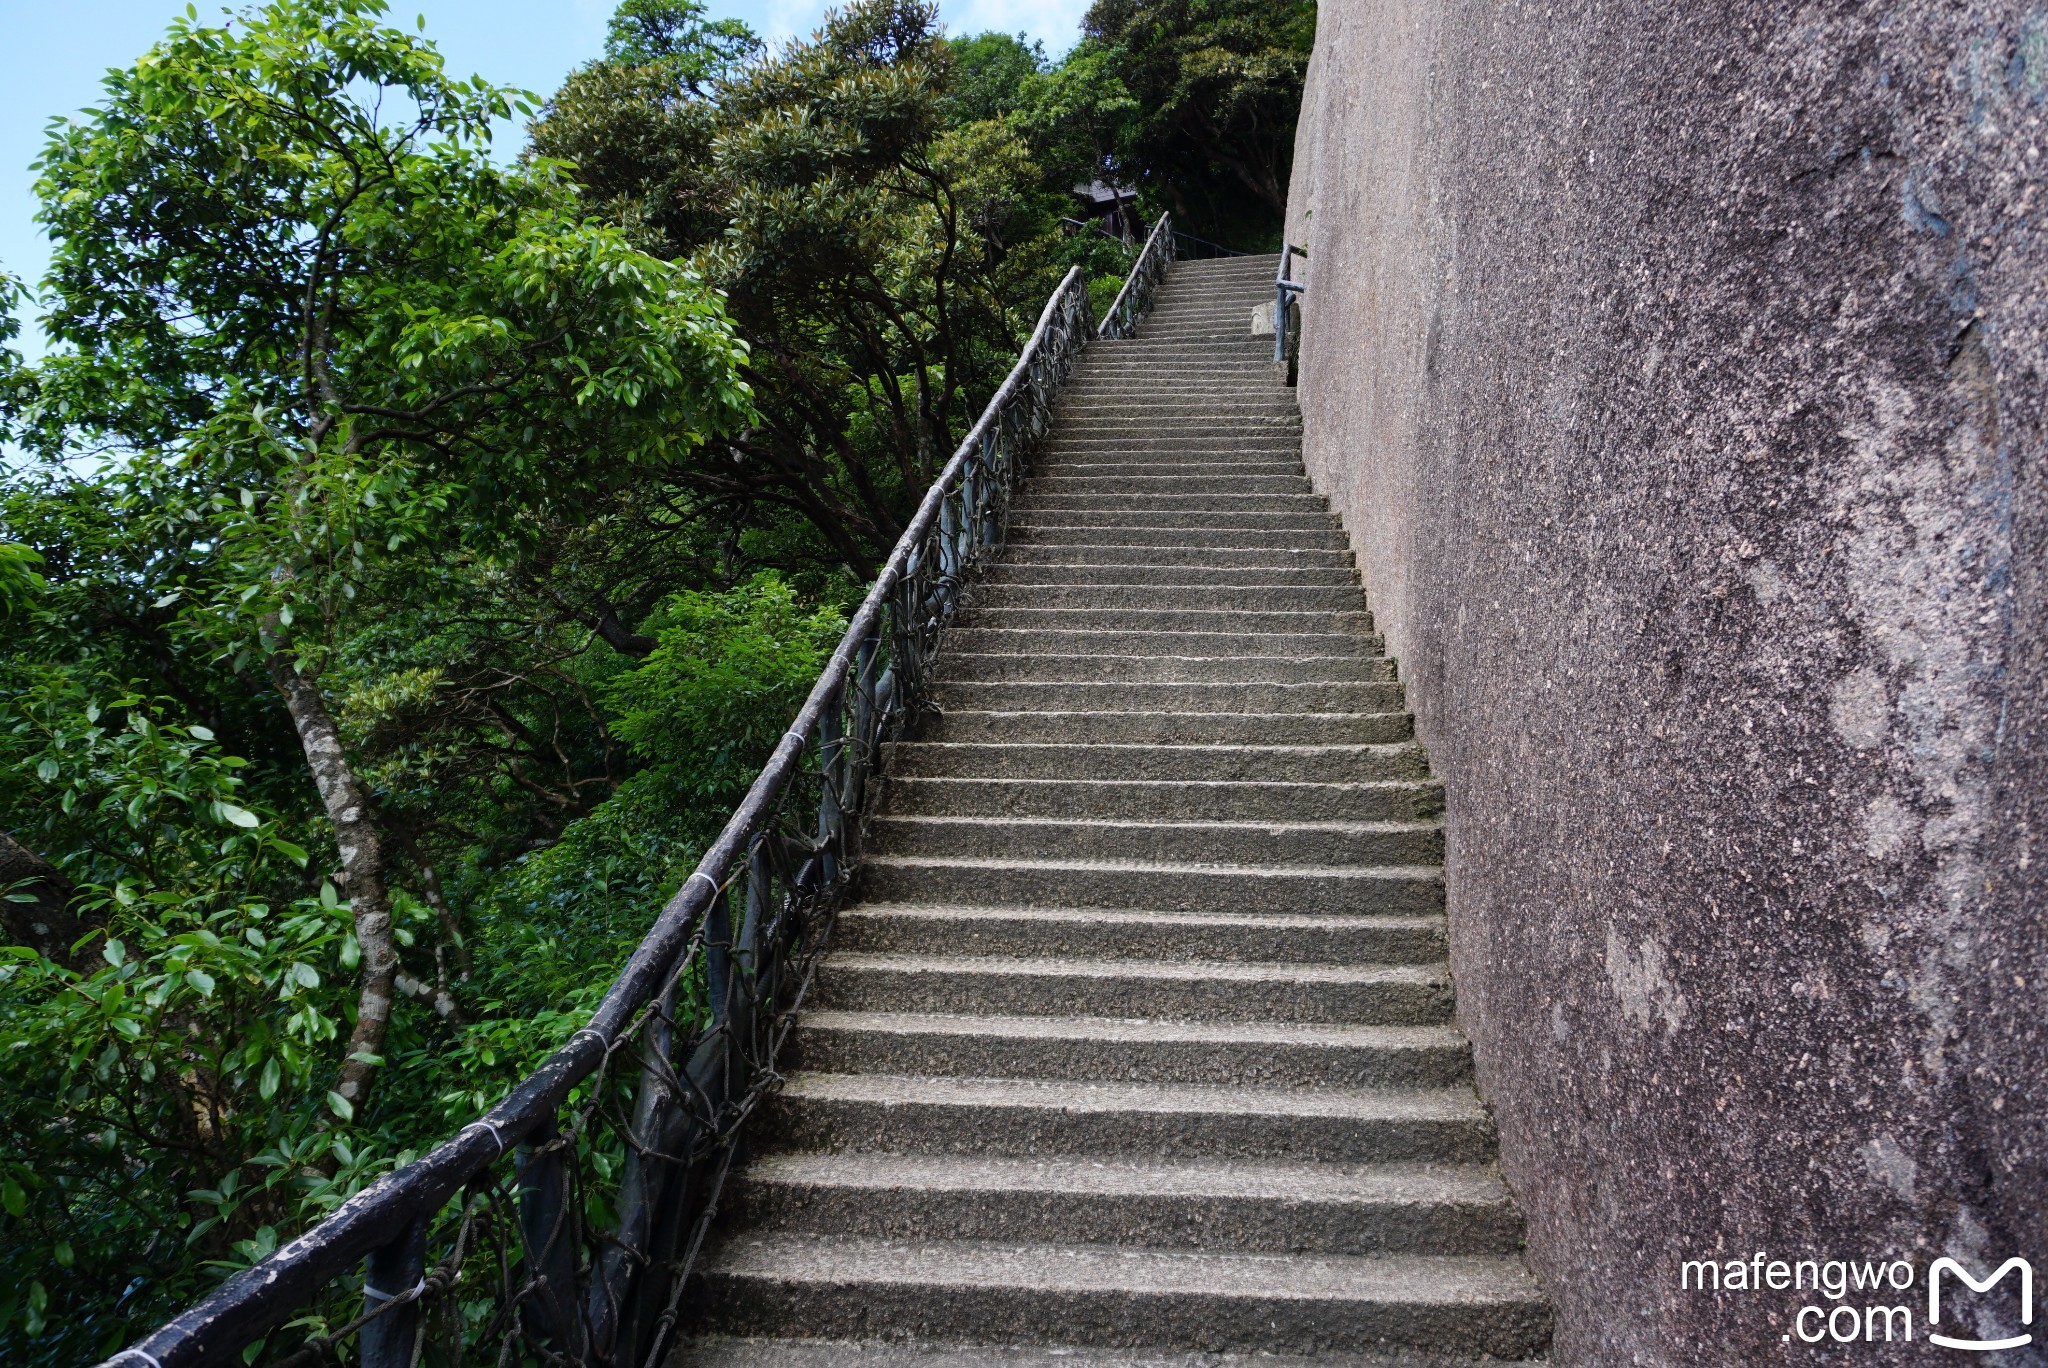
[843, 902, 1446, 932]
[779, 1072, 1488, 1122]
[678, 1336, 1548, 1367]
[740, 1152, 1509, 1206]
[876, 813, 1440, 836]
[703, 1233, 1541, 1305]
[823, 953, 1447, 987]
[799, 1009, 1465, 1050]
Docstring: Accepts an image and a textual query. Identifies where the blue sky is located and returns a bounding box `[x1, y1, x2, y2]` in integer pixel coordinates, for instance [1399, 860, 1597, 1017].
[0, 0, 1090, 357]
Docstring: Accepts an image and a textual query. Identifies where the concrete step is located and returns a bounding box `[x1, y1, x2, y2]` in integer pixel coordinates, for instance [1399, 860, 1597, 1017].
[982, 563, 1356, 586]
[1018, 496, 1322, 519]
[923, 710, 1413, 746]
[727, 1153, 1522, 1255]
[870, 814, 1444, 868]
[758, 1075, 1495, 1163]
[890, 740, 1427, 782]
[995, 544, 1351, 568]
[788, 1011, 1467, 1087]
[969, 583, 1362, 611]
[933, 654, 1398, 684]
[1059, 377, 1285, 394]
[677, 1335, 1551, 1368]
[1048, 436, 1302, 450]
[1027, 474, 1315, 496]
[830, 903, 1448, 965]
[929, 679, 1404, 713]
[808, 952, 1452, 1024]
[1040, 454, 1310, 471]
[881, 774, 1443, 823]
[1094, 343, 1276, 359]
[957, 606, 1372, 634]
[1007, 527, 1348, 551]
[1052, 398, 1296, 411]
[695, 1235, 1548, 1358]
[1007, 508, 1332, 531]
[858, 854, 1444, 917]
[970, 581, 1368, 610]
[942, 628, 1383, 660]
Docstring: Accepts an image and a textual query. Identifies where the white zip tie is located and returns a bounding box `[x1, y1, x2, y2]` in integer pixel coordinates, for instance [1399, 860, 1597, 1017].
[460, 1118, 509, 1158]
[363, 1278, 426, 1303]
[106, 1353, 162, 1368]
[684, 871, 719, 897]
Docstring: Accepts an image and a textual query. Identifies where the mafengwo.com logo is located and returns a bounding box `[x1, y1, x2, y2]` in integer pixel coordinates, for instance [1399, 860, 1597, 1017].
[1681, 1252, 2033, 1350]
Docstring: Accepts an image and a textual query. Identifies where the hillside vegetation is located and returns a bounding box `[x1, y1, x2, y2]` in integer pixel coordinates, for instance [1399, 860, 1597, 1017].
[0, 0, 1312, 1359]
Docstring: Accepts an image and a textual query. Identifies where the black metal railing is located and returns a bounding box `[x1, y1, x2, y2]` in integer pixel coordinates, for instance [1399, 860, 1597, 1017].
[1097, 211, 1175, 341]
[97, 263, 1101, 1368]
[1274, 242, 1307, 365]
[1170, 229, 1247, 259]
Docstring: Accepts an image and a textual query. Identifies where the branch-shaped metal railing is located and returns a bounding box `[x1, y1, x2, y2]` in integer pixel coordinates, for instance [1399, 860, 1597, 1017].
[99, 264, 1098, 1368]
[1097, 210, 1175, 340]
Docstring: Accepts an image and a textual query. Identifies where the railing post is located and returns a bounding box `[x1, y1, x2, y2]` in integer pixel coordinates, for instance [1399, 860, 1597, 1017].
[817, 690, 844, 881]
[1274, 250, 1291, 364]
[516, 1117, 586, 1361]
[360, 1216, 426, 1368]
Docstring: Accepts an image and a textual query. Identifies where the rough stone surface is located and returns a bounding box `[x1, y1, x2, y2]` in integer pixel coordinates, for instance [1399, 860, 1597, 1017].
[1285, 3, 2048, 1362]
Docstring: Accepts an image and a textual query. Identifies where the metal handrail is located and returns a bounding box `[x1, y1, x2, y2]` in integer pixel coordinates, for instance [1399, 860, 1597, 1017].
[1171, 229, 1247, 259]
[1274, 242, 1307, 364]
[1098, 210, 1175, 340]
[1058, 215, 1135, 253]
[98, 263, 1108, 1368]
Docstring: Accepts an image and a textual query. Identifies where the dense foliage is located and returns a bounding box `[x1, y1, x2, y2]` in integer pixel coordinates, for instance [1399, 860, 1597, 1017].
[0, 0, 1313, 1359]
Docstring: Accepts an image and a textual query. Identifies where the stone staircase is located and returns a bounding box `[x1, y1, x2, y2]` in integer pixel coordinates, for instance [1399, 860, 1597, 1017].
[678, 256, 1553, 1365]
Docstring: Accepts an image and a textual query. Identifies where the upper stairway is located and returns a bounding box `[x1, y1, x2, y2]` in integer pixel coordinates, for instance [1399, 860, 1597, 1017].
[676, 255, 1554, 1365]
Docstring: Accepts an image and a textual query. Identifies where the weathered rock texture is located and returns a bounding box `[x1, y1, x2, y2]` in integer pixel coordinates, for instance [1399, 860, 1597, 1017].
[1285, 2, 2048, 1363]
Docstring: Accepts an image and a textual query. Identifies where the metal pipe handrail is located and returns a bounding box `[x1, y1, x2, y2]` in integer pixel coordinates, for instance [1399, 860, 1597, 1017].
[98, 263, 1108, 1368]
[1098, 210, 1175, 340]
[1171, 229, 1247, 258]
[1274, 242, 1307, 364]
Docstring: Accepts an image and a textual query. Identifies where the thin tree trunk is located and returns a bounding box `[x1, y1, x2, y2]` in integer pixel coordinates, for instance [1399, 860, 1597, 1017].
[268, 654, 397, 1112]
[0, 830, 91, 970]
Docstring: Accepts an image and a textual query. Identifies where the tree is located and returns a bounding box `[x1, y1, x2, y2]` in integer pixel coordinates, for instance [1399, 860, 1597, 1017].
[1079, 0, 1316, 247]
[20, 0, 751, 1117]
[0, 0, 762, 1354]
[531, 0, 1063, 574]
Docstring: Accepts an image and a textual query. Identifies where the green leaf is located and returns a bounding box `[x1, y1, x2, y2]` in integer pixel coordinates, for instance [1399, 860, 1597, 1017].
[35, 758, 58, 782]
[186, 969, 217, 996]
[325, 1090, 354, 1122]
[1, 1179, 24, 1217]
[258, 1055, 281, 1099]
[216, 801, 261, 828]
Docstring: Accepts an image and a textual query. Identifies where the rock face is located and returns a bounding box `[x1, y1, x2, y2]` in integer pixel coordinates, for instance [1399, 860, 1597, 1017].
[1283, 2, 2048, 1363]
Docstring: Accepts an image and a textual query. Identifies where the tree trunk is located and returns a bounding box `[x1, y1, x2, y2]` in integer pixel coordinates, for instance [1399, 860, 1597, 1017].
[0, 830, 92, 970]
[268, 654, 397, 1112]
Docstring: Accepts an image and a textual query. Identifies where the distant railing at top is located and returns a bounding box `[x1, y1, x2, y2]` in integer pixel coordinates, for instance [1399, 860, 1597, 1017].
[1171, 229, 1247, 259]
[1097, 211, 1175, 340]
[1058, 215, 1135, 252]
[99, 255, 1126, 1368]
[1274, 241, 1307, 365]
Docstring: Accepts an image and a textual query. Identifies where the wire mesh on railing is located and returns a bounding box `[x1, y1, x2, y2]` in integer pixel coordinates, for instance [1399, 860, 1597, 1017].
[97, 266, 1098, 1368]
